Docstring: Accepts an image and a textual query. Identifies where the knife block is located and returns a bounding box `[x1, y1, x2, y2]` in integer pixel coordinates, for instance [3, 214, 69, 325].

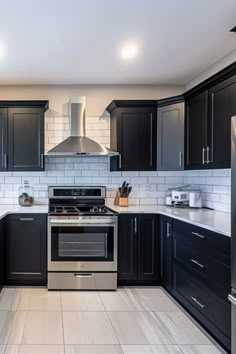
[114, 191, 128, 207]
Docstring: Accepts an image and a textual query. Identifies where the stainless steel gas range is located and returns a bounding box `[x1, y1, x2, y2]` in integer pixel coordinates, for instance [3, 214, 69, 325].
[47, 186, 117, 290]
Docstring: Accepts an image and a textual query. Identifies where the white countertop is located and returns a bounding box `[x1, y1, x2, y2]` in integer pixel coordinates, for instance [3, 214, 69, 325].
[0, 205, 48, 220]
[108, 205, 231, 237]
[0, 204, 230, 237]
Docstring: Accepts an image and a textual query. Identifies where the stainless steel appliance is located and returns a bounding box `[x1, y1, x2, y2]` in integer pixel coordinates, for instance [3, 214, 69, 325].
[47, 96, 118, 156]
[47, 186, 117, 290]
[230, 116, 236, 353]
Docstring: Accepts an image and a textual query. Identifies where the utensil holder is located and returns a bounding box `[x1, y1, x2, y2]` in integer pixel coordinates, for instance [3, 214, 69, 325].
[114, 191, 128, 207]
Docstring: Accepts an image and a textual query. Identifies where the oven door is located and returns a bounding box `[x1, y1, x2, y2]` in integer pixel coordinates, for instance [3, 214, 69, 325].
[48, 219, 117, 272]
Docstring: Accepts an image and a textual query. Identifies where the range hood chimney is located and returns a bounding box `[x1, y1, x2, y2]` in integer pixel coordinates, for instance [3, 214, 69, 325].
[47, 96, 118, 156]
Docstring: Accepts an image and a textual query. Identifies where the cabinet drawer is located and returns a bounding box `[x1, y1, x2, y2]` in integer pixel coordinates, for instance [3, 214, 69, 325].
[174, 240, 230, 290]
[173, 220, 230, 266]
[173, 265, 230, 338]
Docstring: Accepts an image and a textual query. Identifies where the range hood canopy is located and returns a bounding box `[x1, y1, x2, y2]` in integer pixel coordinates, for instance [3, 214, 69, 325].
[47, 96, 118, 156]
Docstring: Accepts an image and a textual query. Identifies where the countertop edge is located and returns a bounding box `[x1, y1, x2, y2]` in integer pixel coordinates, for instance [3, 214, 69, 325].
[0, 204, 230, 237]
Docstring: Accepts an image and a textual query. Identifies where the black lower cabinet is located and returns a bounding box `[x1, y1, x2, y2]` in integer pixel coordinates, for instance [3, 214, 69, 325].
[138, 214, 159, 281]
[160, 215, 172, 291]
[118, 214, 138, 281]
[0, 219, 5, 292]
[171, 219, 231, 352]
[5, 214, 47, 285]
[118, 214, 159, 285]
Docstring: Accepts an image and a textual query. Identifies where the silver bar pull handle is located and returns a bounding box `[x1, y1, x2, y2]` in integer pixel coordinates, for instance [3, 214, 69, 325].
[19, 218, 34, 221]
[150, 114, 153, 166]
[74, 273, 92, 278]
[167, 222, 171, 238]
[40, 154, 44, 169]
[179, 152, 182, 167]
[4, 154, 7, 169]
[206, 146, 212, 164]
[202, 147, 205, 165]
[228, 294, 236, 306]
[190, 259, 205, 269]
[191, 296, 206, 309]
[119, 154, 122, 169]
[134, 217, 137, 234]
[192, 232, 206, 240]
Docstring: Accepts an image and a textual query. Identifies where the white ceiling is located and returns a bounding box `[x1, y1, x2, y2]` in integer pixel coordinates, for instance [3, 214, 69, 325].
[0, 0, 236, 85]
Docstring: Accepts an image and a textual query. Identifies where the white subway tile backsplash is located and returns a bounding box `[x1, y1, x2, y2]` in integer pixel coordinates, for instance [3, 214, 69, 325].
[0, 113, 230, 212]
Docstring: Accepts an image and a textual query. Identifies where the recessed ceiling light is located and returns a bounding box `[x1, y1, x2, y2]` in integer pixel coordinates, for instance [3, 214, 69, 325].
[121, 42, 139, 60]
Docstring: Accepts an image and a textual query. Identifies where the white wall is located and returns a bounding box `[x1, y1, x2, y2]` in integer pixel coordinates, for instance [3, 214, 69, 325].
[185, 49, 236, 91]
[0, 84, 183, 117]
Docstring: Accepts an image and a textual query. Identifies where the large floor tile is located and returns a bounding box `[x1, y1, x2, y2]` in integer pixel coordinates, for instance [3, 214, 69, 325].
[17, 289, 61, 311]
[63, 312, 118, 344]
[121, 345, 183, 353]
[179, 344, 225, 353]
[61, 291, 104, 311]
[108, 311, 174, 345]
[128, 288, 179, 312]
[0, 311, 16, 344]
[154, 312, 211, 345]
[0, 345, 6, 354]
[0, 289, 21, 311]
[8, 311, 63, 345]
[5, 345, 65, 354]
[65, 345, 123, 354]
[99, 288, 144, 311]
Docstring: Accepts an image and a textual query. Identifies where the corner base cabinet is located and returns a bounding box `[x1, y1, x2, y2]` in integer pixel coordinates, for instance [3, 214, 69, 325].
[118, 214, 159, 285]
[5, 214, 47, 285]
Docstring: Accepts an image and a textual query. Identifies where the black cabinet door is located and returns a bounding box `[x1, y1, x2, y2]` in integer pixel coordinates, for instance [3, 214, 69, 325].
[185, 91, 208, 169]
[157, 102, 184, 171]
[138, 214, 159, 281]
[6, 214, 47, 285]
[209, 75, 236, 168]
[119, 107, 157, 171]
[109, 104, 157, 171]
[8, 108, 44, 171]
[118, 214, 138, 281]
[160, 215, 172, 291]
[0, 219, 5, 292]
[0, 108, 8, 171]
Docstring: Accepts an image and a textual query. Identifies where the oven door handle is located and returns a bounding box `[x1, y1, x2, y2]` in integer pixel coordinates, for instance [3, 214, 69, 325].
[74, 273, 92, 278]
[49, 219, 115, 225]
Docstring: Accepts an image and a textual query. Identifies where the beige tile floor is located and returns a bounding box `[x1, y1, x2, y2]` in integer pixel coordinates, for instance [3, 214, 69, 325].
[0, 287, 226, 354]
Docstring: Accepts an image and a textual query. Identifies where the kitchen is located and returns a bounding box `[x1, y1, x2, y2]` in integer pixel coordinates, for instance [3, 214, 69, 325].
[0, 1, 235, 354]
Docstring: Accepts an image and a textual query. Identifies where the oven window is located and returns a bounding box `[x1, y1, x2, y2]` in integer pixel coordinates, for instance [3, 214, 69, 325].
[51, 226, 114, 262]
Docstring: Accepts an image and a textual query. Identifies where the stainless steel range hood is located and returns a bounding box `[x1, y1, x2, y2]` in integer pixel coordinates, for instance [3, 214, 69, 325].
[47, 96, 118, 156]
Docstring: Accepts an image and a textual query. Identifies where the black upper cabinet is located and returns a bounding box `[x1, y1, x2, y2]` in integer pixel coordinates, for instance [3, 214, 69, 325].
[5, 214, 47, 285]
[0, 101, 48, 171]
[157, 97, 184, 171]
[0, 108, 8, 171]
[107, 101, 157, 171]
[160, 215, 172, 291]
[209, 75, 236, 168]
[8, 108, 44, 171]
[118, 214, 138, 281]
[185, 91, 208, 169]
[138, 214, 159, 281]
